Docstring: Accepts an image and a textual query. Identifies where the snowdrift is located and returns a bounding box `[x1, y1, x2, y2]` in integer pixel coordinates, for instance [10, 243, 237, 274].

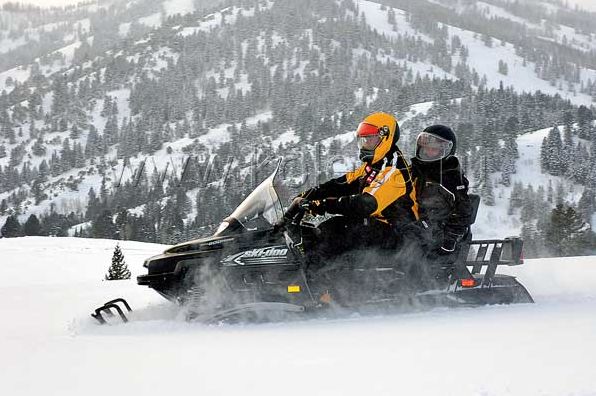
[1, 237, 595, 396]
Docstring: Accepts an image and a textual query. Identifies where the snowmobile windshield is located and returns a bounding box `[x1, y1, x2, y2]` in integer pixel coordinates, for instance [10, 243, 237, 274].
[215, 161, 284, 235]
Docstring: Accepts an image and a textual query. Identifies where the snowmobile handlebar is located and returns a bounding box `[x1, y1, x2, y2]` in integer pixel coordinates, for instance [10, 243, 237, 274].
[283, 197, 308, 225]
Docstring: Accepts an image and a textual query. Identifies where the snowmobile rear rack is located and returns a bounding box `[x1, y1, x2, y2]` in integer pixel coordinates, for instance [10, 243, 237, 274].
[91, 298, 132, 325]
[454, 237, 524, 288]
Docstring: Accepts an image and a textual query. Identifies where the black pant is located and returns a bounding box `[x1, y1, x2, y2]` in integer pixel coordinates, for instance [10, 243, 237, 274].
[397, 222, 460, 290]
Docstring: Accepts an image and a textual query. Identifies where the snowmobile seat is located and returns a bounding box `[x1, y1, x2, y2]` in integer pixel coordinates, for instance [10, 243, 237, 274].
[452, 194, 479, 279]
[469, 194, 480, 222]
[467, 194, 481, 234]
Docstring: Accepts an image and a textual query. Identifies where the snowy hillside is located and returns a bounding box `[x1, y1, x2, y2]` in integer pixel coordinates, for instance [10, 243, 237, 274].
[359, 0, 596, 106]
[1, 236, 596, 396]
[0, 0, 595, 254]
[473, 126, 587, 239]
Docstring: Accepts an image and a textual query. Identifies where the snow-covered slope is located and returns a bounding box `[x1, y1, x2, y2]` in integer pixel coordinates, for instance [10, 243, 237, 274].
[1, 237, 596, 396]
[473, 126, 584, 239]
[358, 0, 596, 107]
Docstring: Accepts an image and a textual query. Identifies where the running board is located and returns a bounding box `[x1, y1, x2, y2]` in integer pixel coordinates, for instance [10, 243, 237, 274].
[188, 302, 305, 323]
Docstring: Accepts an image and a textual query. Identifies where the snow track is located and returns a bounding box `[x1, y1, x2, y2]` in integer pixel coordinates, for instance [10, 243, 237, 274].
[1, 237, 596, 396]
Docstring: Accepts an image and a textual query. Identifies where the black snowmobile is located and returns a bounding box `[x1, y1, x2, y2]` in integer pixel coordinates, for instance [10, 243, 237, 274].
[92, 160, 533, 324]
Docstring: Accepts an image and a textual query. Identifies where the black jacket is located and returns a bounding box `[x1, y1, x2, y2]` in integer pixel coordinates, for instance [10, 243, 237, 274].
[300, 152, 417, 228]
[411, 156, 473, 248]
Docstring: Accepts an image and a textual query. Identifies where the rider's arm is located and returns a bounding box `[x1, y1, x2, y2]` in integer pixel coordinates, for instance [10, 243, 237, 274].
[443, 172, 473, 238]
[322, 192, 378, 217]
[324, 166, 414, 219]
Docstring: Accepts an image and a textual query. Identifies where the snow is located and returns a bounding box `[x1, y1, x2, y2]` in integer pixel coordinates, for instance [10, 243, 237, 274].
[320, 130, 355, 147]
[446, 24, 596, 107]
[357, 0, 431, 42]
[139, 13, 163, 28]
[1, 236, 596, 396]
[402, 101, 434, 121]
[0, 0, 79, 6]
[272, 130, 299, 147]
[566, 0, 596, 12]
[75, 18, 91, 34]
[119, 22, 131, 37]
[472, 126, 585, 240]
[53, 40, 82, 64]
[0, 65, 30, 93]
[559, 24, 596, 53]
[476, 1, 535, 26]
[512, 128, 554, 188]
[193, 112, 273, 148]
[0, 35, 26, 54]
[246, 110, 273, 126]
[163, 0, 195, 17]
[109, 88, 132, 123]
[178, 5, 265, 37]
[355, 0, 596, 103]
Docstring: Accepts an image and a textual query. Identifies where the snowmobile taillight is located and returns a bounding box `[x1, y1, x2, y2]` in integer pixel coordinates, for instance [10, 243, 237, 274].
[287, 285, 301, 293]
[461, 278, 476, 288]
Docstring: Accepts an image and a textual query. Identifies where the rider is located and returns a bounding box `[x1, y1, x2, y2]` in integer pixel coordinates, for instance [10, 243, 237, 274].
[292, 112, 417, 250]
[410, 125, 473, 271]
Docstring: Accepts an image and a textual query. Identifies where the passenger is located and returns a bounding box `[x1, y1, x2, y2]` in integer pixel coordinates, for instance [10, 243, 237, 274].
[291, 112, 417, 253]
[410, 125, 473, 273]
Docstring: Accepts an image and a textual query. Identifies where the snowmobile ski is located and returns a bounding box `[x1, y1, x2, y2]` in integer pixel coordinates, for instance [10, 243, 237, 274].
[91, 298, 132, 325]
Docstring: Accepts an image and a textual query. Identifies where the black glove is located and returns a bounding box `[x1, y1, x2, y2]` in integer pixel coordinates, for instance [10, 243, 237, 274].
[437, 232, 462, 255]
[301, 198, 339, 216]
[301, 199, 326, 215]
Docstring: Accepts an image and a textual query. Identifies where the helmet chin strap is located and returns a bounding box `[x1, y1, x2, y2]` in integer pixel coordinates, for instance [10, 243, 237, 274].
[440, 154, 443, 186]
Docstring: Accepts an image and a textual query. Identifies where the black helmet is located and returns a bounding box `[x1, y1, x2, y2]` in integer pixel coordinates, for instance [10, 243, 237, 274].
[415, 124, 457, 162]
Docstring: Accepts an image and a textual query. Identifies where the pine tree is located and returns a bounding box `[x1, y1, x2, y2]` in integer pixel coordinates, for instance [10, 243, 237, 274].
[521, 221, 541, 258]
[545, 204, 593, 257]
[540, 137, 549, 173]
[500, 138, 517, 186]
[91, 209, 117, 239]
[543, 126, 565, 175]
[1, 215, 22, 237]
[70, 125, 80, 140]
[104, 244, 131, 281]
[24, 214, 42, 236]
[498, 60, 508, 75]
[577, 188, 595, 223]
[508, 181, 524, 214]
[577, 105, 593, 139]
[480, 156, 495, 205]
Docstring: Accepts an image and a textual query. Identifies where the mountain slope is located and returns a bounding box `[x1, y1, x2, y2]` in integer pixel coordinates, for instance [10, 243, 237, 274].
[0, 0, 595, 251]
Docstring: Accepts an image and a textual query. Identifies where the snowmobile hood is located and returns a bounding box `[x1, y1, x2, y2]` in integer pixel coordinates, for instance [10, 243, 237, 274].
[164, 235, 236, 254]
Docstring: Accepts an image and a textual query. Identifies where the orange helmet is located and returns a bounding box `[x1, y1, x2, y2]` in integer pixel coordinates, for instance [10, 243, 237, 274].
[356, 112, 400, 164]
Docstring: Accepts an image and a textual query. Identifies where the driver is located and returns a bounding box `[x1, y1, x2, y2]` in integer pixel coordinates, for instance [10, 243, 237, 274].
[292, 112, 418, 249]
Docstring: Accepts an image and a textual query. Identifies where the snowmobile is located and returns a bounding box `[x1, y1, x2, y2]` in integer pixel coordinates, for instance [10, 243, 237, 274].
[92, 160, 533, 324]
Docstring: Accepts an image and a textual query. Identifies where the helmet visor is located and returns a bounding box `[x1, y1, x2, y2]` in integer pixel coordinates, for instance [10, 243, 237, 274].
[356, 123, 382, 151]
[357, 135, 383, 151]
[416, 132, 453, 161]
